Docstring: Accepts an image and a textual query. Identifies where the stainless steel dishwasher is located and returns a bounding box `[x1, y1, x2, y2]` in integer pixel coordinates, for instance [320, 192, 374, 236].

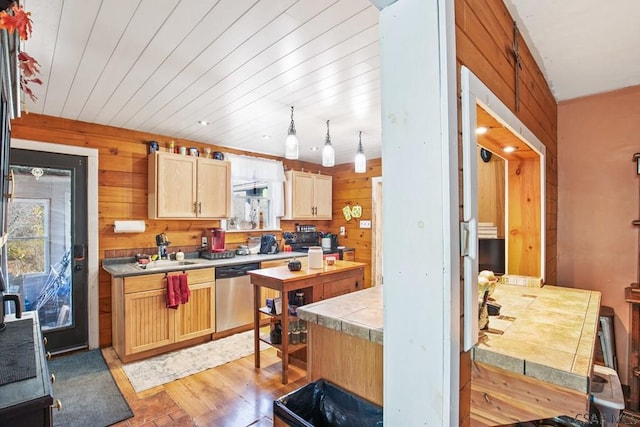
[215, 262, 261, 332]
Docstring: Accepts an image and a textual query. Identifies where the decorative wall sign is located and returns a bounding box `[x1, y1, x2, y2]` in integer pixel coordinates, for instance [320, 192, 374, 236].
[342, 204, 363, 221]
[342, 205, 352, 221]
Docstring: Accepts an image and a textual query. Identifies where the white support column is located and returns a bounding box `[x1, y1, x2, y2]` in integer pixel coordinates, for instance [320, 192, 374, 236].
[376, 0, 459, 425]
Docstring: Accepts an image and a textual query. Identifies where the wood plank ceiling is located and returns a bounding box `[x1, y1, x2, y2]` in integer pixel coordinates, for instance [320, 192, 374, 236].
[21, 0, 382, 165]
[19, 0, 639, 165]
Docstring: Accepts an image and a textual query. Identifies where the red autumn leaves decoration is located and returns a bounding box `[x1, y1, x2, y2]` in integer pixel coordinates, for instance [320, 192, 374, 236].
[0, 2, 42, 102]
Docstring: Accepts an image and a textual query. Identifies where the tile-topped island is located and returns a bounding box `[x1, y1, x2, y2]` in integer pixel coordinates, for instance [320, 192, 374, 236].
[296, 285, 383, 406]
[472, 284, 601, 426]
[296, 283, 602, 425]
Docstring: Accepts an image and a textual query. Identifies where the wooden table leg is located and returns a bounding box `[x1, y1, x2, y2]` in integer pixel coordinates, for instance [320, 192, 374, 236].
[282, 290, 289, 385]
[254, 284, 261, 369]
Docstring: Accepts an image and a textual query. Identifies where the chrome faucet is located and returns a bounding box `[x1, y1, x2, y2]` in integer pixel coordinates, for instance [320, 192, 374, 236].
[155, 233, 171, 259]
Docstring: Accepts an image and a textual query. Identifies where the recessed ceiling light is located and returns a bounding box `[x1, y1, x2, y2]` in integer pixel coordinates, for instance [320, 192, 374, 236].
[198, 120, 210, 126]
[261, 134, 271, 140]
[503, 146, 516, 153]
[476, 126, 489, 135]
[310, 146, 319, 151]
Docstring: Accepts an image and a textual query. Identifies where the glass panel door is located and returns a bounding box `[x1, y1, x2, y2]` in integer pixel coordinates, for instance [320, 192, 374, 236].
[6, 149, 88, 353]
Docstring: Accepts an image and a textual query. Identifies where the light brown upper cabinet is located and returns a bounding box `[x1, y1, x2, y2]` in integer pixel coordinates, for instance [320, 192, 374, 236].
[148, 152, 231, 219]
[283, 170, 332, 220]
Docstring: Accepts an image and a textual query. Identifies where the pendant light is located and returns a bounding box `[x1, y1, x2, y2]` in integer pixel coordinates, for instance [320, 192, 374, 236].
[354, 131, 366, 173]
[322, 119, 335, 167]
[285, 106, 299, 160]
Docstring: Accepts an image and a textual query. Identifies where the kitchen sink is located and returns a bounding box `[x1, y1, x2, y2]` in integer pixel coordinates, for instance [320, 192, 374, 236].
[137, 260, 197, 270]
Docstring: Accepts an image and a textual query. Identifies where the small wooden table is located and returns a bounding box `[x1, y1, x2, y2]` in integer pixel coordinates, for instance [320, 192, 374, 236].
[248, 260, 365, 384]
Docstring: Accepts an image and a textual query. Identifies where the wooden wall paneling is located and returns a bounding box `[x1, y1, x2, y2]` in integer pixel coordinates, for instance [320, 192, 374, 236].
[477, 147, 506, 238]
[455, 0, 557, 423]
[457, 0, 557, 150]
[507, 157, 542, 277]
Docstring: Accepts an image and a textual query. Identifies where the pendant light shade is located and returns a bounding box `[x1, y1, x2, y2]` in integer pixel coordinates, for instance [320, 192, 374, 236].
[322, 119, 335, 167]
[354, 131, 366, 173]
[285, 106, 299, 160]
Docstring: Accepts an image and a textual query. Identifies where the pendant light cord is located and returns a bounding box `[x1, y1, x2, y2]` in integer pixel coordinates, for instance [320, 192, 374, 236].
[288, 106, 296, 135]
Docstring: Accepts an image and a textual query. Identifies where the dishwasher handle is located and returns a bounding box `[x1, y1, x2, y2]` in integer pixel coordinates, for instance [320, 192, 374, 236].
[215, 263, 261, 279]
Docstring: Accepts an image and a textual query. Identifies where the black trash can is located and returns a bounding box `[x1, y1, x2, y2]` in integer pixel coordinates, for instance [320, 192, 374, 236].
[273, 379, 383, 427]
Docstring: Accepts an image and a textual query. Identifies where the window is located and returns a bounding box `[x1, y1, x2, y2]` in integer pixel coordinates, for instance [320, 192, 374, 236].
[7, 198, 50, 275]
[223, 154, 285, 231]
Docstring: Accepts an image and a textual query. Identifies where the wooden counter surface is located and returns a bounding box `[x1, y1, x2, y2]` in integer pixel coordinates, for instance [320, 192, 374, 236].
[247, 259, 366, 288]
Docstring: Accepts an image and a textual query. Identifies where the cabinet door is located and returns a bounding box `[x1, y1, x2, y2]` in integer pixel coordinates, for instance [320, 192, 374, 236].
[313, 174, 332, 219]
[291, 172, 316, 219]
[197, 158, 231, 218]
[176, 281, 215, 341]
[151, 153, 197, 218]
[124, 289, 175, 355]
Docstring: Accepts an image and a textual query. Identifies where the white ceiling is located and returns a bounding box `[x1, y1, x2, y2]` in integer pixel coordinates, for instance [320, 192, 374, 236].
[19, 0, 640, 165]
[504, 0, 640, 102]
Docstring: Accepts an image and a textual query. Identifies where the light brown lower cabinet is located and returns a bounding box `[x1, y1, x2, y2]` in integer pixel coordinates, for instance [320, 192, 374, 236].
[111, 268, 215, 363]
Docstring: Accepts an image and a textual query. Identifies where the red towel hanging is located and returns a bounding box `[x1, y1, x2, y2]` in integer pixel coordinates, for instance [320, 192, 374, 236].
[178, 273, 190, 304]
[166, 274, 180, 309]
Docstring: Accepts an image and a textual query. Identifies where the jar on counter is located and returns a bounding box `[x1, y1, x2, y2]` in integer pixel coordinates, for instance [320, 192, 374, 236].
[308, 246, 323, 269]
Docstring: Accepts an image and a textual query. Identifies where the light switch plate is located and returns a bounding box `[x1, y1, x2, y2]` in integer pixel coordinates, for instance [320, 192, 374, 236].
[359, 220, 371, 229]
[340, 226, 346, 235]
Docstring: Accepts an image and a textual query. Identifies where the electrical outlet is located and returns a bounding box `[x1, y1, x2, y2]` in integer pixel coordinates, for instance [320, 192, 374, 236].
[201, 236, 207, 247]
[339, 226, 345, 236]
[359, 220, 371, 229]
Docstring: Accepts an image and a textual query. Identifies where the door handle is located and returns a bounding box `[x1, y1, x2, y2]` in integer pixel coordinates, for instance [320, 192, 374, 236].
[74, 244, 85, 261]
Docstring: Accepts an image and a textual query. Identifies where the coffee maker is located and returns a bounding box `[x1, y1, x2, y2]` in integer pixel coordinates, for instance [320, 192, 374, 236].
[203, 228, 226, 252]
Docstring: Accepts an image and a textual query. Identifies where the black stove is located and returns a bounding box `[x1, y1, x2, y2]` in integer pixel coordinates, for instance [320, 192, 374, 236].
[284, 231, 342, 257]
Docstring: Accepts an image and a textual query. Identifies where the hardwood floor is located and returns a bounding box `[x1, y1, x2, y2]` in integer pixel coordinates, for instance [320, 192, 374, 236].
[102, 346, 309, 427]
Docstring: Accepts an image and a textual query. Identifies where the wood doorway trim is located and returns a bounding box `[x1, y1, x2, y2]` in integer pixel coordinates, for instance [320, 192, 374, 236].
[372, 176, 383, 286]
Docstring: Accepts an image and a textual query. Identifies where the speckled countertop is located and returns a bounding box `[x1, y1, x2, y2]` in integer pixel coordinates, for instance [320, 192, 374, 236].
[102, 251, 308, 277]
[297, 285, 383, 345]
[474, 284, 601, 393]
[297, 283, 601, 394]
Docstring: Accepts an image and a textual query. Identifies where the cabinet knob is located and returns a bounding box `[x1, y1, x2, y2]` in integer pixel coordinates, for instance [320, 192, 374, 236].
[51, 399, 62, 411]
[46, 351, 52, 360]
[50, 373, 55, 384]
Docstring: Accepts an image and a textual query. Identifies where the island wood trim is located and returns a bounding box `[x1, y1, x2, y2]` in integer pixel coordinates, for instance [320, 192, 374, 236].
[307, 323, 383, 407]
[471, 361, 589, 426]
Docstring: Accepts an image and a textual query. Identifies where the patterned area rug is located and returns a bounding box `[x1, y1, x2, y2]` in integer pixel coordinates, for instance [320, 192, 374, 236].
[122, 330, 268, 393]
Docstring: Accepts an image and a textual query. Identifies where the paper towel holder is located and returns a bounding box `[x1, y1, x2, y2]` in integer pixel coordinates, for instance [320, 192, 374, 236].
[113, 220, 146, 233]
